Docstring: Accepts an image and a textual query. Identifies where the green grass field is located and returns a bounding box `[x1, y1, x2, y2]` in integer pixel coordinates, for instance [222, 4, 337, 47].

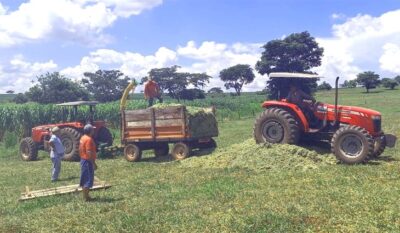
[0, 88, 399, 232]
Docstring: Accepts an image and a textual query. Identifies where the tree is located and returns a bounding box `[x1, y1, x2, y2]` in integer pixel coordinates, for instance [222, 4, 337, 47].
[394, 75, 400, 84]
[317, 81, 332, 91]
[142, 66, 211, 100]
[82, 70, 130, 102]
[356, 71, 380, 93]
[341, 80, 357, 88]
[208, 87, 223, 94]
[25, 72, 89, 104]
[219, 64, 255, 96]
[6, 90, 14, 94]
[255, 31, 323, 99]
[13, 93, 29, 104]
[381, 78, 398, 90]
[177, 89, 206, 100]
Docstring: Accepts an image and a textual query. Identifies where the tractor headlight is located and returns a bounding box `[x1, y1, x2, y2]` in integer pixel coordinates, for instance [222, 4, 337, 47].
[371, 115, 381, 120]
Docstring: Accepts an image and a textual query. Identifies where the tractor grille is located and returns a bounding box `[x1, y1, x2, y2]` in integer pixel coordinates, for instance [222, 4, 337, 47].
[373, 118, 381, 132]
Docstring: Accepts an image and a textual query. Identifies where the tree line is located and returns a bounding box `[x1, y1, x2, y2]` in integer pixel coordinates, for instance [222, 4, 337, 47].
[9, 31, 400, 104]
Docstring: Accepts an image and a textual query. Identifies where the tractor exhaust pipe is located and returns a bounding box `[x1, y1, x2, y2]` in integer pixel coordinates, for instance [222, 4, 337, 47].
[334, 76, 340, 127]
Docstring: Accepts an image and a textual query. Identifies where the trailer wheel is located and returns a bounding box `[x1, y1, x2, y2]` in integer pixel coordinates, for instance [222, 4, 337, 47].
[124, 144, 142, 162]
[331, 125, 374, 164]
[371, 136, 386, 158]
[154, 143, 169, 157]
[59, 127, 82, 161]
[171, 142, 191, 160]
[253, 108, 300, 144]
[20, 137, 38, 161]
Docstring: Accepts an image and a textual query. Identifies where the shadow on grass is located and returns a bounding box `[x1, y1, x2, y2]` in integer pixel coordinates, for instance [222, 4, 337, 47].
[91, 197, 124, 203]
[58, 176, 79, 182]
[298, 139, 332, 155]
[140, 147, 216, 163]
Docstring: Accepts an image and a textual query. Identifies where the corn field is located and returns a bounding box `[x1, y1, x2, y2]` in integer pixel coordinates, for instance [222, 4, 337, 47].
[0, 93, 266, 140]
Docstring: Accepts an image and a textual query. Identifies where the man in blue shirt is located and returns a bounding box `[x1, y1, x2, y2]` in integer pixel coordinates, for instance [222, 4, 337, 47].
[49, 127, 65, 182]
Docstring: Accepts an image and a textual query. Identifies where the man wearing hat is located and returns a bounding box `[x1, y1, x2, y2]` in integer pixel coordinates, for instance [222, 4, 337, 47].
[49, 126, 65, 182]
[79, 124, 98, 201]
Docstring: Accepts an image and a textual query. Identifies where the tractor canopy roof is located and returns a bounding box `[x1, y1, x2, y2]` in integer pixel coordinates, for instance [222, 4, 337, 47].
[56, 101, 99, 106]
[269, 72, 322, 79]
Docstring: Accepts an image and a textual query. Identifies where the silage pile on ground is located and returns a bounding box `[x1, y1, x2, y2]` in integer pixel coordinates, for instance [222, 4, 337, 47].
[152, 103, 218, 138]
[181, 139, 337, 171]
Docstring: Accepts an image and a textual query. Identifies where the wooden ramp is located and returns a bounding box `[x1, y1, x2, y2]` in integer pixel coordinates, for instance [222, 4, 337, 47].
[19, 178, 111, 201]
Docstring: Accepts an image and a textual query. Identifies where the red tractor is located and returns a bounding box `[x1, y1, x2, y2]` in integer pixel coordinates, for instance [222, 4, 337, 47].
[253, 73, 397, 164]
[19, 101, 113, 161]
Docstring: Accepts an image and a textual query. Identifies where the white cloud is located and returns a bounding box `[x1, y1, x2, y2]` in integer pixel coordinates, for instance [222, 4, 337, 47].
[315, 9, 400, 85]
[0, 0, 162, 47]
[380, 43, 400, 73]
[0, 56, 57, 93]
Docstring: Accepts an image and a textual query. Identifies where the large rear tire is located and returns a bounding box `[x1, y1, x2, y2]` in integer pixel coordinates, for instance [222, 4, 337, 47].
[331, 125, 374, 164]
[20, 137, 38, 161]
[253, 108, 300, 144]
[96, 127, 113, 147]
[59, 127, 82, 161]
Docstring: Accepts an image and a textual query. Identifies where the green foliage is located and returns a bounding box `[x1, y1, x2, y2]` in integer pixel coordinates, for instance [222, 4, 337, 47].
[256, 31, 324, 75]
[356, 71, 381, 93]
[317, 81, 332, 91]
[381, 78, 398, 90]
[13, 93, 29, 104]
[142, 66, 211, 100]
[341, 80, 357, 88]
[394, 75, 400, 84]
[82, 70, 130, 102]
[25, 72, 89, 104]
[208, 87, 223, 94]
[6, 90, 14, 94]
[219, 64, 255, 96]
[3, 131, 18, 148]
[255, 32, 322, 99]
[177, 88, 206, 100]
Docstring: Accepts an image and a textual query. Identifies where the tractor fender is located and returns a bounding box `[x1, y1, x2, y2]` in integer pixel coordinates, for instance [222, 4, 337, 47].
[262, 100, 310, 132]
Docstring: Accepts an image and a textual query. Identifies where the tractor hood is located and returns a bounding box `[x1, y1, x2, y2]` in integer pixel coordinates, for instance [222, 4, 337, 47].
[336, 105, 381, 117]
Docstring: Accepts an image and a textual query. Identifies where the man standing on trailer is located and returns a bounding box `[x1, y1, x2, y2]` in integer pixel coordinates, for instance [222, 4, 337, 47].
[144, 75, 163, 107]
[79, 124, 97, 202]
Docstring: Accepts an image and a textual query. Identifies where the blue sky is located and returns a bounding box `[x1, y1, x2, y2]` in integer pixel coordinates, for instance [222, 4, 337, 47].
[1, 0, 400, 93]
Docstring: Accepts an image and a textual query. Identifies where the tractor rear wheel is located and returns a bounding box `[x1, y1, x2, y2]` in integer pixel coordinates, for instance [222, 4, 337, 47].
[59, 127, 82, 161]
[253, 108, 300, 144]
[371, 135, 386, 158]
[20, 137, 38, 161]
[331, 125, 374, 164]
[154, 143, 169, 157]
[96, 127, 113, 147]
[171, 142, 191, 160]
[124, 144, 142, 162]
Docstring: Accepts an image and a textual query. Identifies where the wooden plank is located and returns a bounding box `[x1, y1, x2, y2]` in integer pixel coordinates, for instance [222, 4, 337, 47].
[127, 121, 152, 127]
[125, 113, 152, 122]
[155, 119, 184, 127]
[151, 108, 156, 139]
[19, 182, 111, 201]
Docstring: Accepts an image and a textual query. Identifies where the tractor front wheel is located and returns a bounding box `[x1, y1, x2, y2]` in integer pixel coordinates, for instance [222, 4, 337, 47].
[59, 127, 82, 161]
[20, 137, 38, 161]
[253, 108, 300, 144]
[371, 135, 386, 158]
[331, 125, 374, 164]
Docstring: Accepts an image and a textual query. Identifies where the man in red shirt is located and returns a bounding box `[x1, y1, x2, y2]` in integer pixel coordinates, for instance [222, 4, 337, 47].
[144, 75, 163, 107]
[79, 124, 97, 201]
